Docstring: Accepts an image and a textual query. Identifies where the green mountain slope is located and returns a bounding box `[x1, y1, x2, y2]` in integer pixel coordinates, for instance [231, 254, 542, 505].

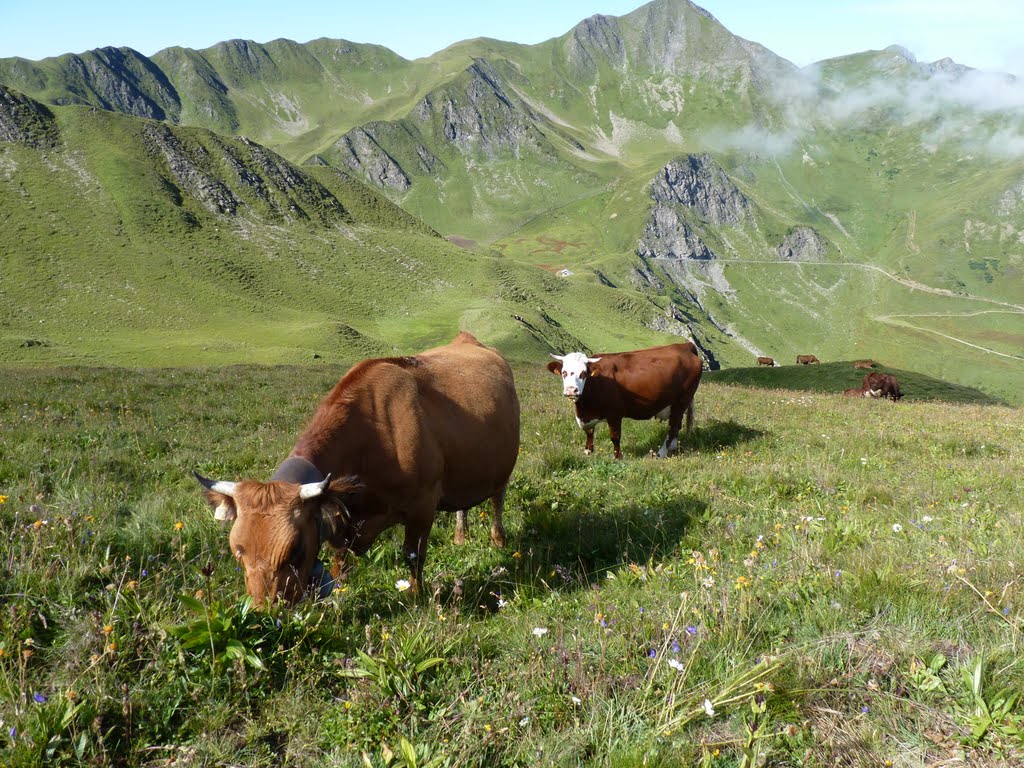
[0, 86, 694, 368]
[1, 0, 1023, 402]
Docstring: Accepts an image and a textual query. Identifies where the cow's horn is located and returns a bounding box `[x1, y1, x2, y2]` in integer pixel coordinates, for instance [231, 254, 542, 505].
[549, 353, 564, 361]
[193, 471, 237, 497]
[586, 356, 602, 363]
[299, 473, 332, 500]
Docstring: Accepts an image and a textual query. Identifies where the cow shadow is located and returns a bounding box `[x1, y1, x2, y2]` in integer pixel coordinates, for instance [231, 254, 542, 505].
[627, 418, 765, 458]
[339, 492, 705, 623]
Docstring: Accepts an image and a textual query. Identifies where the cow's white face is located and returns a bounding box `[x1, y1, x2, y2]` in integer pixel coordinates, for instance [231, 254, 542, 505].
[551, 352, 601, 401]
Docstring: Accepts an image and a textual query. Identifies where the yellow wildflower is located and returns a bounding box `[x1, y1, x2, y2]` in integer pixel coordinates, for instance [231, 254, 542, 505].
[174, 521, 184, 531]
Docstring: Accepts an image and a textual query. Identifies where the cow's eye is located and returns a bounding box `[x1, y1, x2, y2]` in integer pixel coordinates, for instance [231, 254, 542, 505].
[562, 371, 567, 378]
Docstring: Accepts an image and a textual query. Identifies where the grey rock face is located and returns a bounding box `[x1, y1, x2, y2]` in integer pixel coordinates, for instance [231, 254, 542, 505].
[58, 48, 180, 121]
[143, 123, 240, 214]
[637, 204, 714, 260]
[0, 86, 59, 148]
[415, 59, 539, 158]
[997, 177, 1024, 217]
[650, 153, 750, 225]
[776, 226, 825, 261]
[566, 14, 627, 73]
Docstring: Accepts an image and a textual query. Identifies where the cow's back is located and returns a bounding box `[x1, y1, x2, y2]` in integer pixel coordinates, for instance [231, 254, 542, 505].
[586, 342, 701, 419]
[293, 333, 519, 511]
[414, 334, 521, 510]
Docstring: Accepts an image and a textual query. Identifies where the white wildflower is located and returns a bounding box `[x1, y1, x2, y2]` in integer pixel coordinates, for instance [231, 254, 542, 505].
[921, 515, 933, 523]
[532, 627, 548, 637]
[395, 579, 411, 592]
[703, 699, 716, 717]
[668, 658, 684, 672]
[892, 523, 903, 533]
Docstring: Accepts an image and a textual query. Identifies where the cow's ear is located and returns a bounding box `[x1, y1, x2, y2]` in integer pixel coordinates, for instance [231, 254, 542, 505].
[194, 472, 238, 522]
[546, 360, 563, 375]
[315, 476, 362, 538]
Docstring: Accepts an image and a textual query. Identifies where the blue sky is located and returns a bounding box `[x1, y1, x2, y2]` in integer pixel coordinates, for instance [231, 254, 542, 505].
[1, 0, 1022, 75]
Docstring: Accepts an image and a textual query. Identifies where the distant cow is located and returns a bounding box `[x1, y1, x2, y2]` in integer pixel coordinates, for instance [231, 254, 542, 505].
[796, 355, 820, 365]
[862, 371, 903, 402]
[195, 332, 520, 603]
[757, 356, 775, 366]
[853, 360, 877, 370]
[547, 342, 702, 460]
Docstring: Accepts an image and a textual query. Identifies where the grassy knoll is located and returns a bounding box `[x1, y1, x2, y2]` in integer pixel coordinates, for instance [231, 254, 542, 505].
[1, 361, 1021, 766]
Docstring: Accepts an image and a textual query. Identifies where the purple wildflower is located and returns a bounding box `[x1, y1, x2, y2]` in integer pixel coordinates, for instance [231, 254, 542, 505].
[647, 648, 656, 658]
[861, 706, 869, 714]
[685, 625, 698, 636]
[33, 693, 46, 704]
[671, 640, 681, 653]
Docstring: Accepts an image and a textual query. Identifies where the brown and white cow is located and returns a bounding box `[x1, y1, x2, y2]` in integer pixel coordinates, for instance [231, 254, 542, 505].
[546, 342, 702, 460]
[862, 371, 903, 402]
[853, 360, 877, 370]
[195, 332, 520, 604]
[842, 387, 883, 398]
[757, 356, 775, 367]
[796, 354, 820, 365]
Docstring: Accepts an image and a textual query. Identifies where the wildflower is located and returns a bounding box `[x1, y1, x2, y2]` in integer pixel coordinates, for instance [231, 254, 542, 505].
[102, 624, 113, 635]
[126, 580, 137, 590]
[512, 551, 522, 559]
[784, 723, 800, 737]
[702, 576, 714, 588]
[703, 699, 716, 717]
[0, 495, 6, 505]
[484, 724, 492, 732]
[32, 520, 43, 530]
[532, 627, 548, 637]
[107, 643, 117, 652]
[685, 625, 698, 636]
[668, 659, 684, 671]
[892, 523, 903, 533]
[33, 693, 46, 704]
[571, 696, 582, 705]
[395, 579, 411, 592]
[861, 706, 869, 713]
[647, 648, 657, 658]
[173, 521, 184, 531]
[662, 622, 670, 630]
[519, 716, 529, 727]
[497, 598, 508, 609]
[735, 576, 750, 590]
[921, 515, 933, 523]
[8, 726, 15, 739]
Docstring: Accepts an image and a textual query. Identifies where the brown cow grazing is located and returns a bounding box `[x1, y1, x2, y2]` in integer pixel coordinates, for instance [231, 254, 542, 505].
[757, 356, 775, 366]
[853, 360, 877, 370]
[546, 342, 702, 460]
[862, 371, 902, 402]
[195, 332, 520, 604]
[796, 354, 820, 365]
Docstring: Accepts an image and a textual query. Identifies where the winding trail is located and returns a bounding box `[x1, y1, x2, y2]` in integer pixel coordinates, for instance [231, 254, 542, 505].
[713, 258, 1024, 362]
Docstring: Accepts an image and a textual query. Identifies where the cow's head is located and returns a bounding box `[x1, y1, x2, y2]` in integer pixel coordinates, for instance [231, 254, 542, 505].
[547, 352, 601, 401]
[194, 472, 356, 605]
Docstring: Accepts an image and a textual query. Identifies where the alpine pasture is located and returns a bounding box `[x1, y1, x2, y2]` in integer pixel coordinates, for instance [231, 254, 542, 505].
[1, 362, 1021, 766]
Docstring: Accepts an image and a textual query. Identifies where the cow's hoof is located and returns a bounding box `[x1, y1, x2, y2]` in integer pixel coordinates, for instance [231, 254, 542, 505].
[491, 528, 506, 548]
[584, 449, 593, 455]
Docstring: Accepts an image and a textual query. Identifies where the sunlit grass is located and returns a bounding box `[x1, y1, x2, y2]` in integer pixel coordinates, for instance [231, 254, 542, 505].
[0, 363, 1021, 765]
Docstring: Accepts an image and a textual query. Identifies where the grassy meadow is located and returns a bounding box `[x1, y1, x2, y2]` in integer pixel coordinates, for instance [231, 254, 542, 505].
[0, 361, 1021, 766]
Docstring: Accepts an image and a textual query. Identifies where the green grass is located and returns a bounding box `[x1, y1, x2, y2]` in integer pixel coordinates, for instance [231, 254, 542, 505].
[1, 361, 1021, 766]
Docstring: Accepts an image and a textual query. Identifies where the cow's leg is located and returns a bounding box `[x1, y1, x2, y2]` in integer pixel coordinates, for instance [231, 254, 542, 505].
[584, 427, 595, 455]
[608, 415, 624, 460]
[489, 489, 507, 548]
[658, 403, 684, 458]
[454, 509, 467, 545]
[330, 547, 356, 581]
[402, 514, 434, 593]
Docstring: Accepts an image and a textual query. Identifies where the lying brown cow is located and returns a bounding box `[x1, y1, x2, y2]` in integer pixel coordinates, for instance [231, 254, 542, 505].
[757, 356, 775, 366]
[796, 354, 820, 365]
[853, 360, 877, 370]
[862, 371, 903, 402]
[195, 332, 520, 604]
[547, 342, 702, 460]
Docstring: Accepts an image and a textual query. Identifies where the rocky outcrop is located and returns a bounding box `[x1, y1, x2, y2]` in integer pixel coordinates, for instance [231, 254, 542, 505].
[142, 123, 348, 223]
[565, 15, 627, 73]
[997, 177, 1024, 217]
[637, 204, 714, 260]
[57, 47, 181, 121]
[414, 59, 545, 158]
[0, 86, 59, 148]
[334, 126, 411, 191]
[650, 153, 750, 225]
[776, 226, 825, 261]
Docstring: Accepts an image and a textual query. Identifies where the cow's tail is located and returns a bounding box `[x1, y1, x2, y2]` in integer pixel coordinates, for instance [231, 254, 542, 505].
[685, 400, 695, 435]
